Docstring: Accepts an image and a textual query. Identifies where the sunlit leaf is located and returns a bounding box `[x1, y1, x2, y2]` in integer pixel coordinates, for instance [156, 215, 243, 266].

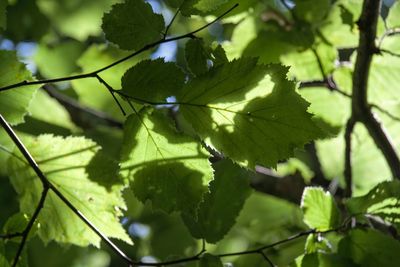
[8, 135, 132, 247]
[120, 108, 213, 214]
[0, 50, 38, 125]
[178, 58, 324, 168]
[301, 187, 341, 231]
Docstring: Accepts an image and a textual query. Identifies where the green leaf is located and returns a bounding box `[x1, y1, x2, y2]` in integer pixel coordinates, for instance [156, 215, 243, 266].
[294, 0, 331, 23]
[8, 135, 132, 247]
[346, 180, 400, 229]
[338, 229, 400, 267]
[178, 58, 324, 168]
[37, 0, 118, 41]
[304, 234, 333, 254]
[0, 50, 38, 125]
[185, 39, 210, 76]
[121, 59, 185, 102]
[72, 44, 138, 120]
[34, 40, 85, 78]
[5, 0, 49, 42]
[301, 187, 341, 231]
[386, 1, 400, 29]
[25, 90, 77, 132]
[211, 44, 228, 66]
[0, 240, 28, 267]
[0, 0, 6, 30]
[2, 213, 30, 237]
[199, 253, 223, 267]
[183, 159, 252, 243]
[293, 253, 355, 267]
[102, 0, 165, 50]
[194, 0, 229, 13]
[120, 108, 213, 214]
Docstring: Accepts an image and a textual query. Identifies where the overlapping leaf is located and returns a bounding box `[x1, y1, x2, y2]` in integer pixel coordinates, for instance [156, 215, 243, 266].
[0, 50, 38, 125]
[338, 229, 400, 266]
[121, 58, 185, 103]
[8, 135, 132, 247]
[177, 58, 324, 168]
[185, 39, 210, 76]
[301, 187, 341, 231]
[200, 253, 223, 267]
[346, 181, 400, 229]
[120, 109, 213, 214]
[183, 160, 252, 243]
[102, 0, 165, 50]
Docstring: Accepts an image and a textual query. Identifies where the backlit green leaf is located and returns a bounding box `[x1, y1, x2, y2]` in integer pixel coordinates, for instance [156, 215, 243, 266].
[8, 135, 132, 247]
[301, 187, 341, 231]
[0, 50, 38, 125]
[120, 108, 213, 214]
[178, 58, 324, 168]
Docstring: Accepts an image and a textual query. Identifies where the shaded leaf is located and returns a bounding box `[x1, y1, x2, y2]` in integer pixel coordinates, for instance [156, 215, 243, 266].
[8, 135, 132, 247]
[102, 0, 165, 50]
[0, 0, 6, 30]
[338, 229, 400, 267]
[185, 39, 210, 76]
[183, 159, 252, 243]
[199, 253, 223, 267]
[293, 252, 355, 267]
[301, 187, 341, 231]
[121, 58, 185, 103]
[5, 0, 49, 42]
[120, 109, 213, 214]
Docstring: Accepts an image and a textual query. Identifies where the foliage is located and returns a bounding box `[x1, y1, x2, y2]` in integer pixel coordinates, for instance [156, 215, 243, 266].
[1, 0, 400, 266]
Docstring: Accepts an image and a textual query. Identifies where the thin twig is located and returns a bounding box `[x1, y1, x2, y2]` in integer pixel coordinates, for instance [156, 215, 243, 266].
[0, 232, 23, 239]
[12, 187, 49, 267]
[0, 4, 239, 93]
[163, 4, 182, 38]
[379, 48, 400, 58]
[371, 103, 400, 122]
[95, 74, 126, 116]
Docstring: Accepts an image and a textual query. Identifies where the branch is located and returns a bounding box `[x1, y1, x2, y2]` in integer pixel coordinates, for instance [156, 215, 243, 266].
[344, 118, 356, 197]
[0, 4, 239, 93]
[352, 0, 400, 179]
[299, 77, 352, 98]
